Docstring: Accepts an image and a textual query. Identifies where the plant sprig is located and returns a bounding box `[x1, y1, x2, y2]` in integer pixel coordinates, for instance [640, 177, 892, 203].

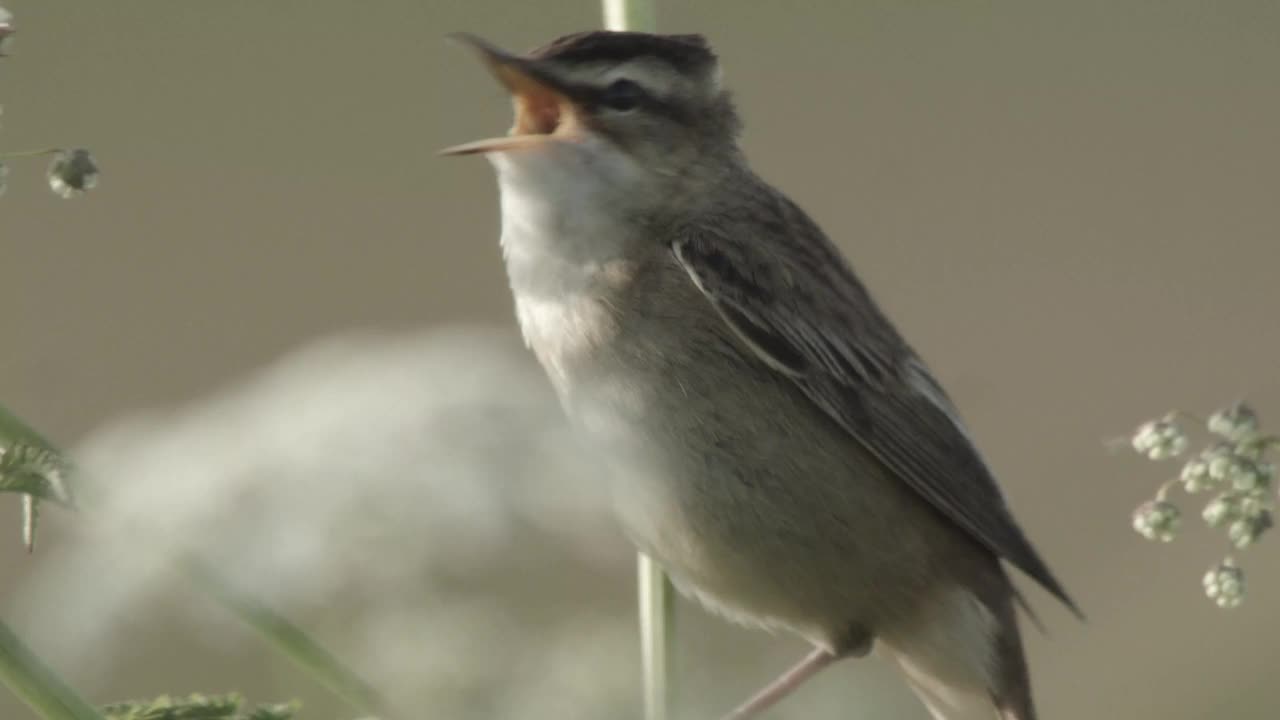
[0, 7, 100, 199]
[1128, 402, 1275, 608]
[0, 400, 392, 718]
[0, 403, 74, 551]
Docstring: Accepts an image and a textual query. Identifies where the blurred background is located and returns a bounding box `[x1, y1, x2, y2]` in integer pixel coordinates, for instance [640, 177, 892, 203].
[2, 1, 1279, 718]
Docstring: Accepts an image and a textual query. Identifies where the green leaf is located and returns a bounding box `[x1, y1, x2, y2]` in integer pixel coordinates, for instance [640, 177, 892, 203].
[0, 402, 75, 551]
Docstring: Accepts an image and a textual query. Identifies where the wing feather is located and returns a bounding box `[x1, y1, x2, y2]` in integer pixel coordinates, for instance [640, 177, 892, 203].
[672, 220, 1081, 619]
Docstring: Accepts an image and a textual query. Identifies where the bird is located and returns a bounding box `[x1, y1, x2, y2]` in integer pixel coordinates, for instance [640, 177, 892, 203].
[442, 31, 1080, 720]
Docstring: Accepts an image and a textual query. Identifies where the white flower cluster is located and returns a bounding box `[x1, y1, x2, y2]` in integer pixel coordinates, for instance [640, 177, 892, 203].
[1129, 403, 1275, 608]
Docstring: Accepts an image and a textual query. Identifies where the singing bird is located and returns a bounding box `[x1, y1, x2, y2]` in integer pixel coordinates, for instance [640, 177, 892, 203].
[443, 31, 1080, 720]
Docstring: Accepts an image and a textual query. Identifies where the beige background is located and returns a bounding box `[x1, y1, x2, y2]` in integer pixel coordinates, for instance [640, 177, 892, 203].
[3, 1, 1279, 718]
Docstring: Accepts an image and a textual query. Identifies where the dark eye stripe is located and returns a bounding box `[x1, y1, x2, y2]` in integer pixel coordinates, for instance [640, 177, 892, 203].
[572, 82, 692, 124]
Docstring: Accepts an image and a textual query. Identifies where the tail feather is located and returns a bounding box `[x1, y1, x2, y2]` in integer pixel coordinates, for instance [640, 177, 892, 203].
[881, 572, 1037, 720]
[990, 592, 1036, 720]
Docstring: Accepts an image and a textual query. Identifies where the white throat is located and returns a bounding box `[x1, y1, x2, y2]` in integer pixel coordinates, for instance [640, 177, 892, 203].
[484, 140, 653, 382]
[488, 139, 644, 299]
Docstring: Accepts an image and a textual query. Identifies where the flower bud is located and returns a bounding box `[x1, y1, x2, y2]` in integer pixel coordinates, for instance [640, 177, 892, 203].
[1180, 458, 1212, 493]
[1230, 459, 1271, 492]
[47, 148, 99, 198]
[1208, 403, 1260, 442]
[1202, 495, 1237, 528]
[1227, 511, 1272, 549]
[1237, 489, 1274, 518]
[1131, 419, 1188, 460]
[1132, 499, 1181, 542]
[1203, 560, 1245, 608]
[1205, 450, 1262, 490]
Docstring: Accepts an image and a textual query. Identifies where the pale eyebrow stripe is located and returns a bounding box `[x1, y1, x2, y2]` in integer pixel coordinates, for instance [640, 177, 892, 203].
[563, 58, 688, 97]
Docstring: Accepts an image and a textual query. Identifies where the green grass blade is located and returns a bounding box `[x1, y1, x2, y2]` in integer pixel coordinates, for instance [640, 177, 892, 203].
[0, 618, 107, 720]
[180, 557, 391, 719]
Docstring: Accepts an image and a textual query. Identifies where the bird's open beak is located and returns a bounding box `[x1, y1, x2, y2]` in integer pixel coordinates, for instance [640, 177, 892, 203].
[440, 34, 581, 156]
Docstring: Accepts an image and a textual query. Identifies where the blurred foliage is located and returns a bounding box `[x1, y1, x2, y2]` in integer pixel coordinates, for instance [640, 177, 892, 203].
[0, 402, 386, 720]
[101, 694, 297, 720]
[180, 559, 389, 717]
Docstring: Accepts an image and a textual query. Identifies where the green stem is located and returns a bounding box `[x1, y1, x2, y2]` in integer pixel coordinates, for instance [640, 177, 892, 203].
[637, 553, 675, 720]
[602, 0, 656, 32]
[601, 5, 669, 718]
[0, 148, 60, 160]
[1164, 410, 1208, 427]
[0, 619, 107, 720]
[1154, 477, 1181, 500]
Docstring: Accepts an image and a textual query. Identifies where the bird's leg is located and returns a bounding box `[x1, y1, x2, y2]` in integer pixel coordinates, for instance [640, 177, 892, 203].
[719, 646, 839, 720]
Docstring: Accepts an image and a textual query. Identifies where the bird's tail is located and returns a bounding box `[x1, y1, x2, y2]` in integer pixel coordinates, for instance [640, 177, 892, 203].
[989, 594, 1036, 720]
[881, 576, 1037, 720]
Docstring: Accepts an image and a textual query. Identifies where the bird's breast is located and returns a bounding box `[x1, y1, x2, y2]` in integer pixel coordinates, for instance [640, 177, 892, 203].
[495, 169, 654, 403]
[512, 289, 623, 394]
[506, 252, 948, 645]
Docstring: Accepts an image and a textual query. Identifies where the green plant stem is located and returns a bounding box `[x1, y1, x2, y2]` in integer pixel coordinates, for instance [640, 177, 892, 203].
[637, 553, 675, 720]
[0, 148, 60, 160]
[598, 4, 671, 717]
[602, 0, 656, 32]
[0, 619, 106, 720]
[180, 556, 391, 719]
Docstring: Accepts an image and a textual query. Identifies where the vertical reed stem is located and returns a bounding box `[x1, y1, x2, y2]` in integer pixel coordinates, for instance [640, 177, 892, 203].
[598, 6, 673, 718]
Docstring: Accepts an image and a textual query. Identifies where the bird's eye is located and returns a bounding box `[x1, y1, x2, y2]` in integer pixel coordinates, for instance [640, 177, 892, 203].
[600, 79, 646, 112]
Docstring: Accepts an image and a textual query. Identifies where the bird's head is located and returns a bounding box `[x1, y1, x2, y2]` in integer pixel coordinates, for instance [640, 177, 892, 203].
[442, 31, 741, 211]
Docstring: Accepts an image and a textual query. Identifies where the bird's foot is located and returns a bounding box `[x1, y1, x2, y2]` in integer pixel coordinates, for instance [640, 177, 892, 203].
[718, 646, 838, 719]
